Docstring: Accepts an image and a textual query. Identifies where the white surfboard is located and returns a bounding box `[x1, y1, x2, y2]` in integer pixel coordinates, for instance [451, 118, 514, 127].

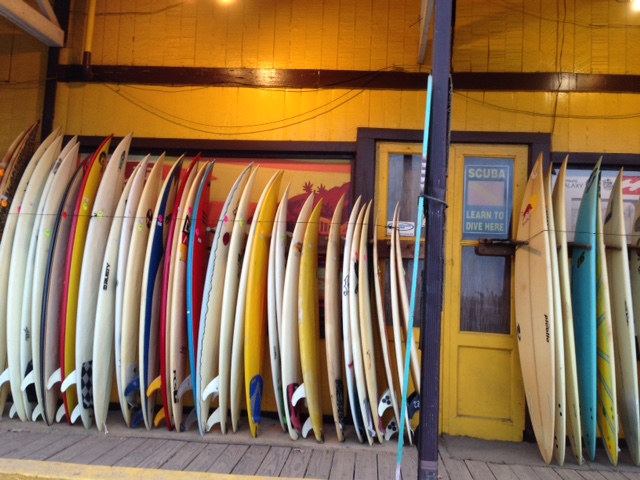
[92, 160, 143, 433]
[73, 133, 132, 429]
[604, 169, 638, 465]
[279, 193, 314, 440]
[543, 164, 566, 466]
[372, 211, 405, 443]
[197, 164, 253, 434]
[114, 155, 149, 427]
[8, 134, 62, 422]
[551, 156, 582, 465]
[341, 195, 364, 443]
[210, 167, 259, 434]
[164, 159, 202, 431]
[349, 203, 376, 445]
[139, 156, 182, 431]
[27, 138, 78, 423]
[120, 154, 164, 428]
[266, 184, 289, 433]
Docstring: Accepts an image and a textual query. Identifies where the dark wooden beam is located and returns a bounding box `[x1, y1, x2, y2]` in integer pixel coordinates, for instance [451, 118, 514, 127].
[56, 65, 640, 94]
[420, 0, 454, 478]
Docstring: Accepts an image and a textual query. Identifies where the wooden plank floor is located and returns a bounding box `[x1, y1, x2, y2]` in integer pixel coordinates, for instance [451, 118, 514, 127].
[1, 409, 640, 479]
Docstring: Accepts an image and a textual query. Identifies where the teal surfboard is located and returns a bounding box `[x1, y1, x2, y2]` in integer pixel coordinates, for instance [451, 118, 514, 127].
[571, 158, 600, 461]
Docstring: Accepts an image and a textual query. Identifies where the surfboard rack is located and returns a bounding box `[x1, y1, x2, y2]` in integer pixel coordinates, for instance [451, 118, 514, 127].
[475, 238, 528, 257]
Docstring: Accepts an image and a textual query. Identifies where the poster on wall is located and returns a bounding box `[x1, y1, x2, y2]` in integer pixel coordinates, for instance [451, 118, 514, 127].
[462, 157, 514, 241]
[126, 154, 352, 236]
[563, 169, 640, 242]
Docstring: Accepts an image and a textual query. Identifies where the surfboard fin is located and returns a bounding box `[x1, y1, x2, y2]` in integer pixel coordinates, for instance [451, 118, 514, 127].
[47, 369, 61, 390]
[124, 376, 140, 398]
[384, 419, 399, 441]
[146, 375, 162, 398]
[9, 403, 17, 418]
[206, 407, 222, 431]
[0, 368, 9, 387]
[31, 404, 43, 421]
[407, 391, 421, 420]
[177, 376, 192, 399]
[60, 370, 76, 392]
[131, 410, 144, 429]
[377, 388, 393, 417]
[70, 404, 81, 424]
[286, 383, 303, 433]
[181, 408, 197, 432]
[301, 416, 313, 439]
[202, 376, 220, 401]
[291, 382, 306, 406]
[153, 408, 166, 427]
[362, 399, 376, 445]
[21, 371, 35, 391]
[55, 404, 66, 423]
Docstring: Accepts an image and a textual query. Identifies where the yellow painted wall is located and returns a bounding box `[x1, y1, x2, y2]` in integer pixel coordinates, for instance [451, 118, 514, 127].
[0, 17, 48, 153]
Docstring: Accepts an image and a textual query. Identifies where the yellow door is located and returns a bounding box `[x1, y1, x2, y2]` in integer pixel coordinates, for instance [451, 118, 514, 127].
[441, 144, 528, 441]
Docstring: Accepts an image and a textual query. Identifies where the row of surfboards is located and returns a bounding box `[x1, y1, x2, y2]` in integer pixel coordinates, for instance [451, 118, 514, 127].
[0, 126, 421, 445]
[515, 154, 640, 467]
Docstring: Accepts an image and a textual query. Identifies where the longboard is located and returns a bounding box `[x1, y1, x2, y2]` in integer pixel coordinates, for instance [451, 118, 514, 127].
[197, 164, 253, 434]
[324, 194, 346, 442]
[114, 155, 150, 427]
[514, 154, 555, 465]
[59, 135, 112, 424]
[552, 157, 582, 465]
[244, 170, 283, 438]
[215, 167, 259, 434]
[27, 138, 79, 424]
[139, 156, 183, 430]
[120, 154, 164, 428]
[186, 161, 215, 432]
[73, 133, 132, 429]
[168, 161, 207, 431]
[543, 164, 566, 466]
[280, 193, 314, 440]
[604, 169, 638, 465]
[341, 195, 364, 443]
[93, 160, 144, 433]
[266, 184, 290, 433]
[9, 134, 63, 422]
[158, 156, 199, 431]
[571, 159, 600, 461]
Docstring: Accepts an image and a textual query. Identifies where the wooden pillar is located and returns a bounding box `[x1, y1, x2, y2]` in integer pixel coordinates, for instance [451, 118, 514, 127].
[418, 0, 455, 479]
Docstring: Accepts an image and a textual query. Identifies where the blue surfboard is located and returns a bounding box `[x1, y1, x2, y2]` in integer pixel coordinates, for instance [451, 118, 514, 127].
[571, 158, 601, 461]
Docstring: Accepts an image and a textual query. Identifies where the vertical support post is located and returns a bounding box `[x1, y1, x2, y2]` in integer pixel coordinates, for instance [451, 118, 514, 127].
[41, 0, 71, 138]
[418, 1, 455, 479]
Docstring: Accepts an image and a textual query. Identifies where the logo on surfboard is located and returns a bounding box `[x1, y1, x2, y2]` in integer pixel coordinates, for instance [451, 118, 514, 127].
[521, 194, 539, 226]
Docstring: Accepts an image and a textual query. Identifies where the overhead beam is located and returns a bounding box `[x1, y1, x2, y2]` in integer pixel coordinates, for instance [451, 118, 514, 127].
[0, 0, 63, 47]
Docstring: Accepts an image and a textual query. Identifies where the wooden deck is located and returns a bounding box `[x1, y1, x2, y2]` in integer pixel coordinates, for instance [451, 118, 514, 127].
[1, 410, 640, 479]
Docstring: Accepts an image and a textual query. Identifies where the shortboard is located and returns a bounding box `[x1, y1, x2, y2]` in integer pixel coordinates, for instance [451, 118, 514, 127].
[324, 194, 346, 442]
[139, 155, 183, 430]
[197, 163, 253, 434]
[73, 133, 132, 429]
[120, 154, 164, 428]
[243, 170, 283, 438]
[59, 135, 112, 424]
[280, 193, 314, 440]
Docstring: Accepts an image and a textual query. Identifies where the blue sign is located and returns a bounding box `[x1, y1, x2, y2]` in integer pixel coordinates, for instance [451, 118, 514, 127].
[462, 157, 513, 240]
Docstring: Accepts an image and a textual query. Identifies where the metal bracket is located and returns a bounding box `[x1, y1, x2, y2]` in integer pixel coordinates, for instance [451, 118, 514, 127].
[475, 238, 528, 257]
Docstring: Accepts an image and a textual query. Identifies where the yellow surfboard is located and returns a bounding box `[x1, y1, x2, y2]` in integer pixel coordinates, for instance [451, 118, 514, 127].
[244, 170, 283, 438]
[60, 136, 111, 424]
[297, 199, 324, 442]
